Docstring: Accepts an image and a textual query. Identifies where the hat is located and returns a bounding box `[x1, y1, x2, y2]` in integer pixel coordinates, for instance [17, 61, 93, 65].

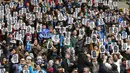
[105, 63, 112, 70]
[26, 56, 32, 60]
[21, 58, 25, 61]
[37, 56, 42, 59]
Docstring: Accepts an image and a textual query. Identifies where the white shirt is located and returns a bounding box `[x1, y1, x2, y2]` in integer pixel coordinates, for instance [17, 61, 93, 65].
[114, 59, 121, 73]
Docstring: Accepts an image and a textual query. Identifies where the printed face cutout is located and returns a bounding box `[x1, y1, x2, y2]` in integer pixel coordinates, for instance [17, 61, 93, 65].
[114, 16, 118, 23]
[0, 68, 5, 73]
[37, 12, 42, 19]
[0, 49, 3, 57]
[5, 4, 9, 10]
[42, 6, 47, 13]
[113, 45, 119, 54]
[79, 28, 85, 36]
[89, 21, 95, 29]
[113, 27, 118, 34]
[22, 8, 26, 14]
[19, 10, 22, 15]
[26, 13, 31, 19]
[19, 2, 23, 7]
[2, 28, 6, 35]
[10, 2, 14, 8]
[47, 40, 53, 49]
[30, 14, 35, 21]
[26, 26, 31, 33]
[33, 7, 39, 13]
[60, 27, 66, 34]
[91, 51, 97, 58]
[51, 1, 55, 7]
[122, 43, 128, 51]
[113, 2, 117, 7]
[23, 70, 29, 73]
[116, 34, 121, 41]
[7, 18, 12, 25]
[121, 21, 127, 27]
[112, 42, 117, 46]
[85, 37, 91, 44]
[128, 35, 130, 40]
[7, 25, 12, 32]
[13, 12, 18, 17]
[14, 23, 19, 30]
[37, 23, 42, 32]
[65, 32, 71, 38]
[82, 18, 87, 25]
[92, 30, 97, 35]
[64, 37, 70, 45]
[100, 45, 105, 53]
[109, 27, 113, 34]
[31, 27, 35, 34]
[0, 23, 1, 29]
[126, 60, 130, 68]
[122, 31, 127, 39]
[91, 34, 97, 43]
[124, 8, 128, 14]
[21, 23, 26, 30]
[99, 39, 104, 45]
[52, 34, 59, 43]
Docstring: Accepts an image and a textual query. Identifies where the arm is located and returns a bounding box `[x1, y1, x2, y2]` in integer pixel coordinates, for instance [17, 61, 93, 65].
[28, 66, 34, 73]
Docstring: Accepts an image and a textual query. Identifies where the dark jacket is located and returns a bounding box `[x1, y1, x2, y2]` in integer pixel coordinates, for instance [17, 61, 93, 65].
[120, 64, 127, 73]
[61, 58, 75, 73]
[77, 53, 92, 73]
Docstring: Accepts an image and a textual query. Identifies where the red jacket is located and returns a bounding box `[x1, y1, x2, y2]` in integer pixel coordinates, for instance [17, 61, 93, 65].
[127, 69, 130, 73]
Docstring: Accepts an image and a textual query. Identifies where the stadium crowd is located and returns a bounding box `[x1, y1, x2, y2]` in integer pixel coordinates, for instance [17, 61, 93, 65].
[0, 0, 130, 73]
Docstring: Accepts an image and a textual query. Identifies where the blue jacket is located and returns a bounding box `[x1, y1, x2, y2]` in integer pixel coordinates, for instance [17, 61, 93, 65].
[28, 66, 34, 73]
[33, 70, 47, 73]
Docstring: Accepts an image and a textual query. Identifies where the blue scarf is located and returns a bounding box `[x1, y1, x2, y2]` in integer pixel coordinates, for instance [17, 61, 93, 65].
[26, 41, 31, 51]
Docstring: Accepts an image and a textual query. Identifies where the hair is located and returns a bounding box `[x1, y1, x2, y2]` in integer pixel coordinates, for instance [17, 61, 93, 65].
[112, 53, 120, 59]
[83, 67, 90, 72]
[122, 58, 126, 62]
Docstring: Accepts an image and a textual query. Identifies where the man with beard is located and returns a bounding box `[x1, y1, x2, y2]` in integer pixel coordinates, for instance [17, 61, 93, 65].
[120, 58, 127, 73]
[112, 53, 123, 73]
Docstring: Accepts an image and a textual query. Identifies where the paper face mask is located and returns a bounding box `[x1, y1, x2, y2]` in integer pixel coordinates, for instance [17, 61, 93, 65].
[122, 43, 128, 51]
[113, 45, 119, 54]
[91, 51, 97, 58]
[7, 25, 12, 32]
[126, 60, 130, 68]
[116, 34, 121, 41]
[100, 45, 105, 53]
[122, 31, 127, 39]
[26, 26, 31, 33]
[91, 35, 97, 43]
[64, 37, 70, 45]
[85, 37, 91, 44]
